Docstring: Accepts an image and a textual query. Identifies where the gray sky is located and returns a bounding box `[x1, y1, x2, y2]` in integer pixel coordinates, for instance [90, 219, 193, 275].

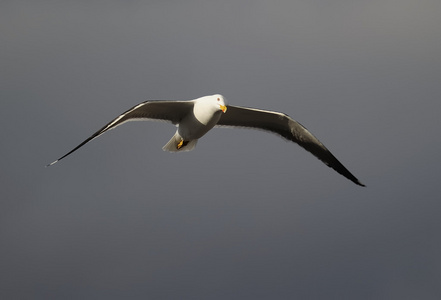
[1, 0, 441, 299]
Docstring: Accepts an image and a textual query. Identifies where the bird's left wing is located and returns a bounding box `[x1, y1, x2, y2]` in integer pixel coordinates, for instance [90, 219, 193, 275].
[217, 105, 364, 186]
[47, 100, 193, 166]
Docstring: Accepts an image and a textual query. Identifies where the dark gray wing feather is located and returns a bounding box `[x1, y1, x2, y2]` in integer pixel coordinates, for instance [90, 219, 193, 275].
[217, 105, 365, 186]
[47, 101, 193, 166]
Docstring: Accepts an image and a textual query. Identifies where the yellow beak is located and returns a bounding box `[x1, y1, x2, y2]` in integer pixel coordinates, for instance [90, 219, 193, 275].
[220, 105, 227, 113]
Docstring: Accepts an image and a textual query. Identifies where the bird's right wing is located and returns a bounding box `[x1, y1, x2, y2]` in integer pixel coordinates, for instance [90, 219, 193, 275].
[47, 100, 194, 166]
[217, 105, 364, 186]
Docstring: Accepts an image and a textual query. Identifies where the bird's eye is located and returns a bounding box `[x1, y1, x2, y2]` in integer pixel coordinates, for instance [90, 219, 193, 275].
[217, 98, 220, 101]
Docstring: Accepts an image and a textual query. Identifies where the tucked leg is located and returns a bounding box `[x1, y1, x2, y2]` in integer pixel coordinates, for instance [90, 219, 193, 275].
[177, 140, 189, 149]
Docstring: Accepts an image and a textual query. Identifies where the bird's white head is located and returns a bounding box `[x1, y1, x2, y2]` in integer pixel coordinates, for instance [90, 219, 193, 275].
[192, 94, 227, 125]
[211, 94, 227, 113]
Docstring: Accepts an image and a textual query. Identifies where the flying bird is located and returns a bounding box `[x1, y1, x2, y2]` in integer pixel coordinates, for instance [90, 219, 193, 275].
[47, 94, 364, 186]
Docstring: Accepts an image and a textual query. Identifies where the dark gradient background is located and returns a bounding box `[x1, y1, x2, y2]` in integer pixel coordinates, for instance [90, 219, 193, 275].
[1, 1, 440, 299]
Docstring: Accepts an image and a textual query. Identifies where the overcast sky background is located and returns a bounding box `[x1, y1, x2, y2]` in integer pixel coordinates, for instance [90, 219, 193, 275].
[1, 0, 441, 299]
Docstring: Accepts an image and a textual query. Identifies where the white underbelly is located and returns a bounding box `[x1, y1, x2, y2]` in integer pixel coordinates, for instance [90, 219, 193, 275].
[178, 110, 222, 140]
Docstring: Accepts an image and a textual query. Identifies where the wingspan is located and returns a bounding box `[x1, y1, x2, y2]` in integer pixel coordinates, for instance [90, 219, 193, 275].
[46, 100, 193, 166]
[217, 105, 365, 186]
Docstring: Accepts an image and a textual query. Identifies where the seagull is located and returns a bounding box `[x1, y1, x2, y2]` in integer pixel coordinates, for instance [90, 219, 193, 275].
[47, 94, 364, 186]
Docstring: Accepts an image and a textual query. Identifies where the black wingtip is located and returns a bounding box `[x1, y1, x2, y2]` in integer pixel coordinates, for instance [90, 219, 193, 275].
[45, 160, 58, 167]
[356, 180, 366, 187]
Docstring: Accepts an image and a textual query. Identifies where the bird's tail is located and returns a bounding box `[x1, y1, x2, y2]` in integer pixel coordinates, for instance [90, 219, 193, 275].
[162, 132, 198, 152]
